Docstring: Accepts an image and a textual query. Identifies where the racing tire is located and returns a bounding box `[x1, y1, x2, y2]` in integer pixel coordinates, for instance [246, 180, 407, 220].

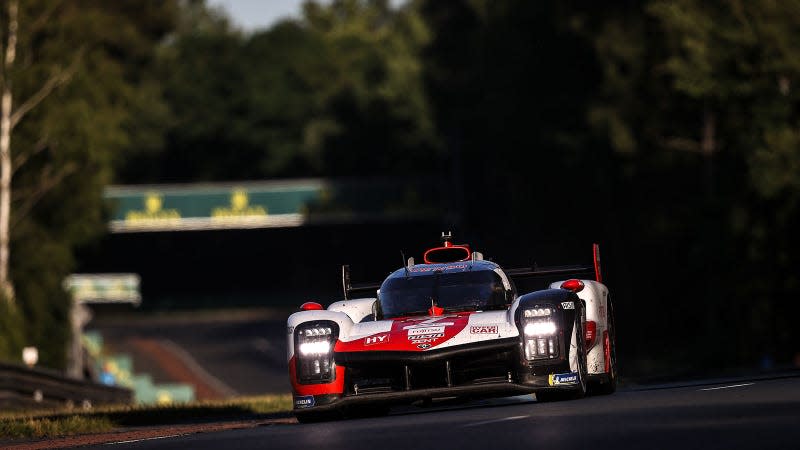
[592, 297, 617, 395]
[536, 308, 588, 402]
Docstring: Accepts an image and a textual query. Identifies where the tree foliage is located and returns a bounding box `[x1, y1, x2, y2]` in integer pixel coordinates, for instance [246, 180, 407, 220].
[120, 0, 439, 182]
[417, 0, 800, 370]
[580, 0, 800, 366]
[0, 0, 177, 367]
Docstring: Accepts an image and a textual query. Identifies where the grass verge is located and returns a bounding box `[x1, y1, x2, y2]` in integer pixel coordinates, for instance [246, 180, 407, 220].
[0, 393, 293, 440]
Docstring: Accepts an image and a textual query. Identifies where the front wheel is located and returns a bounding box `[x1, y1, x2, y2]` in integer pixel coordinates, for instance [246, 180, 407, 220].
[592, 297, 617, 395]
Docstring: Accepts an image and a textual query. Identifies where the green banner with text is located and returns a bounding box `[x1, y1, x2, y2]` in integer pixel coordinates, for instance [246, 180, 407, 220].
[104, 178, 441, 232]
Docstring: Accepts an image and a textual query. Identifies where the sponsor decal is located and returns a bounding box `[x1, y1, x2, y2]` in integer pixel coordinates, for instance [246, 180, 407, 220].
[408, 333, 444, 341]
[212, 189, 267, 219]
[364, 334, 390, 346]
[403, 318, 454, 345]
[548, 372, 579, 386]
[287, 326, 294, 335]
[561, 301, 575, 310]
[408, 326, 446, 336]
[294, 395, 315, 408]
[470, 325, 498, 334]
[125, 193, 181, 223]
[417, 343, 432, 349]
[410, 264, 468, 273]
[334, 314, 471, 353]
[409, 338, 439, 344]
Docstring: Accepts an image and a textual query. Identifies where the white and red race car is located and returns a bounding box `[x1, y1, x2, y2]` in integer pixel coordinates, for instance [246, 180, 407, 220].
[287, 233, 617, 421]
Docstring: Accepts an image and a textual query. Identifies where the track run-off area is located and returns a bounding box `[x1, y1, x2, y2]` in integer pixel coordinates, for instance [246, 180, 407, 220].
[83, 375, 799, 450]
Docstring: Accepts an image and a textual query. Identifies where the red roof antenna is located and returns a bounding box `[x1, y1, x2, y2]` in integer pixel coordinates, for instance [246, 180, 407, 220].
[441, 231, 453, 248]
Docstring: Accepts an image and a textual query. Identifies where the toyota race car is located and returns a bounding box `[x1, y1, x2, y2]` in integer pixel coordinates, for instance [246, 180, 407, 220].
[287, 233, 617, 421]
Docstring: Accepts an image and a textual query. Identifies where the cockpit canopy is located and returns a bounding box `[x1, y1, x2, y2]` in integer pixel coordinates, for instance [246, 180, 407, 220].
[379, 267, 511, 319]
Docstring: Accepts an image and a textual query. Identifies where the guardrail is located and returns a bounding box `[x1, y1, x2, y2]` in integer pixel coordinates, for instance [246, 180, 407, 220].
[0, 361, 133, 410]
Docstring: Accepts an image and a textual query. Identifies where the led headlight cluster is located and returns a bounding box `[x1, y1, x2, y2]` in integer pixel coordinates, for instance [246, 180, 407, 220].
[295, 322, 338, 384]
[524, 308, 552, 318]
[521, 306, 559, 360]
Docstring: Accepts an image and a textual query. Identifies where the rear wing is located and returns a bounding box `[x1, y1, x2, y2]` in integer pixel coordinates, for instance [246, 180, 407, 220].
[342, 265, 381, 300]
[505, 243, 603, 284]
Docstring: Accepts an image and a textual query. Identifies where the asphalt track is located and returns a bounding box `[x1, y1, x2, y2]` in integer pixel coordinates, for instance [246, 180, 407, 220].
[86, 376, 800, 450]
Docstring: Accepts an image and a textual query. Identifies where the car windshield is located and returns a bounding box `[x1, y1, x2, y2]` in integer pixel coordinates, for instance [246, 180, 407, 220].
[379, 270, 507, 319]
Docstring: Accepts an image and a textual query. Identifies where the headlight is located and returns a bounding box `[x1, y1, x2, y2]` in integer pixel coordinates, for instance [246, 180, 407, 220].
[523, 308, 552, 318]
[521, 306, 559, 361]
[295, 322, 338, 383]
[299, 341, 330, 355]
[524, 321, 556, 336]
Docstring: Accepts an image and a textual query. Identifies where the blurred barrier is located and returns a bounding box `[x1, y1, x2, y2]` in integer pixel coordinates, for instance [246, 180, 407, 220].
[83, 331, 197, 405]
[0, 361, 133, 410]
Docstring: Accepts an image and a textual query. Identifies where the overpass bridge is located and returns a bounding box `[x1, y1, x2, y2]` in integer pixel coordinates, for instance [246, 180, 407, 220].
[81, 177, 449, 310]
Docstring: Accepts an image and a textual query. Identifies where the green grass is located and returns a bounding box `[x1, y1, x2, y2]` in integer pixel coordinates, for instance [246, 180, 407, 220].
[0, 393, 293, 440]
[0, 415, 115, 440]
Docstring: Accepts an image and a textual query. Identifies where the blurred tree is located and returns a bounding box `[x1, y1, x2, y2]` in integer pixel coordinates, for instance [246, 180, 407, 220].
[415, 0, 800, 371]
[147, 4, 248, 181]
[299, 0, 439, 176]
[125, 0, 438, 182]
[419, 0, 607, 254]
[0, 0, 177, 367]
[0, 287, 24, 361]
[585, 0, 800, 366]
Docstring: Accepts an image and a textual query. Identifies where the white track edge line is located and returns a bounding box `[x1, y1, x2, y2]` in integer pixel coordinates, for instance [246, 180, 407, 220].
[699, 382, 755, 391]
[462, 415, 529, 427]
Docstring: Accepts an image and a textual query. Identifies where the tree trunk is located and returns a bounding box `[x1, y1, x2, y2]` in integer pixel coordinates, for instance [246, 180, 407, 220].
[0, 0, 18, 302]
[0, 87, 12, 301]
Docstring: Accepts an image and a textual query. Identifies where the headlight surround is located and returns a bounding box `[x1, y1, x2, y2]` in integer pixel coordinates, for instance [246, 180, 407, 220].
[521, 306, 559, 361]
[295, 321, 338, 384]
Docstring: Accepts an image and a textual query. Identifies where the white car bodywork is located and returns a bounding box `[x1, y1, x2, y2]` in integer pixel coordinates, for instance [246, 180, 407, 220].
[287, 279, 610, 376]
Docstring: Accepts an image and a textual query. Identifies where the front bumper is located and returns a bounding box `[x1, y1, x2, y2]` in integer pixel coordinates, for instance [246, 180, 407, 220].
[293, 372, 579, 413]
[293, 337, 577, 413]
